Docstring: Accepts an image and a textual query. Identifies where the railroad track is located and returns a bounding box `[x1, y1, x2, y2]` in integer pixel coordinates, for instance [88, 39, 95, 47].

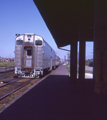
[0, 77, 42, 113]
[0, 68, 51, 112]
[0, 78, 38, 101]
[0, 70, 14, 79]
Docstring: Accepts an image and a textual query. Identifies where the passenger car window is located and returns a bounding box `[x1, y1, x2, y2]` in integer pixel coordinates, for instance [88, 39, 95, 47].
[16, 40, 23, 45]
[35, 40, 42, 45]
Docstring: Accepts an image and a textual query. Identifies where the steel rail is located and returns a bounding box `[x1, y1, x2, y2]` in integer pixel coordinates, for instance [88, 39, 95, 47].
[0, 78, 21, 88]
[0, 70, 14, 79]
[0, 79, 33, 100]
[0, 65, 14, 74]
[0, 70, 14, 74]
[0, 74, 14, 79]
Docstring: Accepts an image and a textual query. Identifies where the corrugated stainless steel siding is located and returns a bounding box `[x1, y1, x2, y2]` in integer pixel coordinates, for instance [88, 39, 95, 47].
[35, 46, 43, 68]
[15, 46, 22, 67]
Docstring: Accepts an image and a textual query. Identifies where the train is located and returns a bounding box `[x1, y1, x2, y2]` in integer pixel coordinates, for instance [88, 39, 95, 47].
[14, 33, 61, 78]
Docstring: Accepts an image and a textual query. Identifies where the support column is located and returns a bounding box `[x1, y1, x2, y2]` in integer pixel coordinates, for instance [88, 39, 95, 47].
[79, 40, 85, 91]
[70, 41, 77, 92]
[94, 0, 107, 94]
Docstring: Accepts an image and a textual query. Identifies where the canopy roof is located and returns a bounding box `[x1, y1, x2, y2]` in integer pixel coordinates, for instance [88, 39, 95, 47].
[33, 0, 94, 47]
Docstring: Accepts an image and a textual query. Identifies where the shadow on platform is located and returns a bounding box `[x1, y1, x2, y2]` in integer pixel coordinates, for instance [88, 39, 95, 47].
[0, 75, 107, 120]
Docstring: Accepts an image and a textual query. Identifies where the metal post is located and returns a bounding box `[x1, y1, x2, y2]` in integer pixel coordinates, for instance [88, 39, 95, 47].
[79, 40, 85, 92]
[70, 41, 77, 92]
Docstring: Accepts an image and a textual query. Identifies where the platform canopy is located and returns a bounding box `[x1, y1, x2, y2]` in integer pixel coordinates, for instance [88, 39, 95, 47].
[33, 0, 94, 47]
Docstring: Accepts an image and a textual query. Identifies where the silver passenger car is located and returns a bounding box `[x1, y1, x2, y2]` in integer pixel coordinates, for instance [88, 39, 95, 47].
[14, 33, 59, 78]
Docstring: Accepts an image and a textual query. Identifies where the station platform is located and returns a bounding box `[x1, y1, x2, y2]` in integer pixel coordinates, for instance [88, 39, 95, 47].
[0, 65, 107, 120]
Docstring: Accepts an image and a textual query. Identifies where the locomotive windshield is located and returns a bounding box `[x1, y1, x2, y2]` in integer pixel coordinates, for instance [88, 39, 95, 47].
[16, 40, 23, 45]
[35, 40, 42, 45]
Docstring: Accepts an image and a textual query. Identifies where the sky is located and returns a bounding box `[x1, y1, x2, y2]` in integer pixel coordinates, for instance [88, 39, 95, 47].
[0, 0, 93, 60]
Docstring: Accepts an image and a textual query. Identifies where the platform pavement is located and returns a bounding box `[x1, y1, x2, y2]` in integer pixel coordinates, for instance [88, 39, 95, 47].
[0, 65, 107, 120]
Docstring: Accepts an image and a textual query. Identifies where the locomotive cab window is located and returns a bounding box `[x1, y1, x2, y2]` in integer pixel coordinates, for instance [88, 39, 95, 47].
[16, 40, 23, 45]
[35, 40, 42, 45]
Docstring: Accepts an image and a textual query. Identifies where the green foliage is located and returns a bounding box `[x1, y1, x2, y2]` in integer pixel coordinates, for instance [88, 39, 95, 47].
[0, 62, 14, 67]
[0, 104, 4, 109]
[66, 64, 70, 73]
[9, 94, 17, 101]
[85, 70, 93, 74]
[85, 59, 93, 66]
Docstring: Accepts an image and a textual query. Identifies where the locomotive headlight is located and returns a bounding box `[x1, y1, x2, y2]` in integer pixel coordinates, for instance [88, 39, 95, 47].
[27, 35, 31, 41]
